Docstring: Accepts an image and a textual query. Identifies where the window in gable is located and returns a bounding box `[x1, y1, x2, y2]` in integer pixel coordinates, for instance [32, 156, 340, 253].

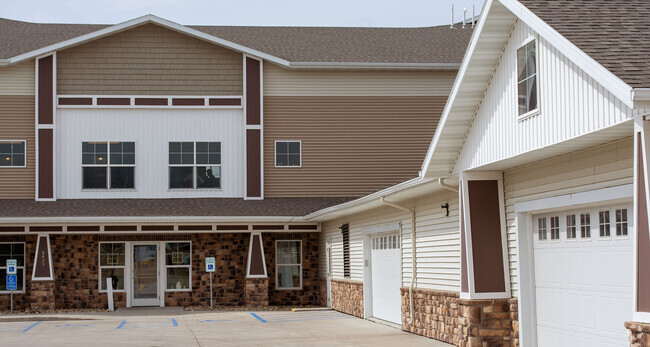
[517, 39, 538, 117]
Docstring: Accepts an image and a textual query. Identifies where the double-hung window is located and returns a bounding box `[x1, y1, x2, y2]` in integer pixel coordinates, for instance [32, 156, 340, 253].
[517, 39, 538, 117]
[165, 242, 191, 290]
[275, 141, 301, 167]
[169, 142, 221, 189]
[82, 142, 135, 189]
[276, 240, 302, 289]
[99, 243, 126, 291]
[0, 243, 25, 292]
[0, 141, 26, 167]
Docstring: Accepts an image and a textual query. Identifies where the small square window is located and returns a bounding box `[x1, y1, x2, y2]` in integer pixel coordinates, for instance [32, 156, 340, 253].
[580, 213, 591, 238]
[616, 209, 628, 236]
[599, 211, 611, 237]
[275, 141, 301, 167]
[566, 215, 577, 239]
[0, 141, 27, 167]
[538, 218, 547, 241]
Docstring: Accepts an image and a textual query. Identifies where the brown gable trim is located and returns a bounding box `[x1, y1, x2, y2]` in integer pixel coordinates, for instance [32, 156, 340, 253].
[246, 129, 262, 198]
[37, 129, 54, 199]
[245, 57, 261, 125]
[37, 55, 53, 124]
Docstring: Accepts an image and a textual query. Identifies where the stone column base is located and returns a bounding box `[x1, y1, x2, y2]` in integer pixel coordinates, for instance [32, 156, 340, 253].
[29, 281, 55, 311]
[626, 321, 650, 347]
[331, 279, 363, 318]
[244, 278, 269, 306]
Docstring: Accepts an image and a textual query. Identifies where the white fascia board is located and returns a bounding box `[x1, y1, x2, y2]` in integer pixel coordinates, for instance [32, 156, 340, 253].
[0, 215, 306, 224]
[420, 0, 496, 178]
[304, 177, 437, 221]
[288, 62, 461, 70]
[499, 0, 633, 107]
[633, 89, 650, 109]
[0, 14, 291, 68]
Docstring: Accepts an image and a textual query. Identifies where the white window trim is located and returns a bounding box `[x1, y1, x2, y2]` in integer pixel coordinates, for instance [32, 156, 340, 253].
[0, 140, 27, 169]
[168, 141, 222, 190]
[163, 241, 192, 292]
[0, 242, 26, 293]
[98, 241, 127, 293]
[246, 232, 268, 279]
[517, 37, 541, 121]
[274, 140, 302, 168]
[81, 141, 136, 191]
[275, 240, 302, 290]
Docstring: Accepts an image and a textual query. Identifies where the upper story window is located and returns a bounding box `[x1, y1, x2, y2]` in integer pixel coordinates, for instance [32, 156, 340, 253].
[517, 39, 538, 117]
[169, 142, 221, 189]
[82, 142, 135, 189]
[0, 141, 26, 167]
[275, 141, 301, 167]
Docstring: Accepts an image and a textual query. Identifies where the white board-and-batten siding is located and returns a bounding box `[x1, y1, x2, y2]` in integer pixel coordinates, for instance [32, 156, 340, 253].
[504, 137, 633, 297]
[454, 20, 636, 173]
[0, 60, 35, 95]
[56, 108, 245, 199]
[263, 62, 457, 97]
[320, 191, 461, 292]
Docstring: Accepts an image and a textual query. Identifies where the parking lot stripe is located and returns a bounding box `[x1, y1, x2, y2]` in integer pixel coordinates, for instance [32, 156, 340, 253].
[171, 319, 178, 327]
[22, 321, 42, 332]
[115, 320, 127, 330]
[250, 313, 267, 323]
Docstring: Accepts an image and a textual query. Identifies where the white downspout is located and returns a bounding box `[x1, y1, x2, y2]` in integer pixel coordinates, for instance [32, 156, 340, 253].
[380, 196, 416, 326]
[438, 177, 459, 193]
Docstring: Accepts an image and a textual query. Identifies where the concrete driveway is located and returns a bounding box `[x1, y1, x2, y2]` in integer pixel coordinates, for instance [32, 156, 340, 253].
[0, 308, 451, 346]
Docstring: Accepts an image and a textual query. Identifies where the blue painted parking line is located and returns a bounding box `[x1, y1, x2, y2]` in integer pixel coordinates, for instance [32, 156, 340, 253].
[0, 321, 42, 333]
[250, 312, 267, 323]
[116, 319, 178, 330]
[55, 323, 90, 328]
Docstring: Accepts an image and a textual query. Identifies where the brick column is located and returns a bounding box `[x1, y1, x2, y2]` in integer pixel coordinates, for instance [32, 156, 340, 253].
[244, 278, 269, 306]
[29, 281, 55, 311]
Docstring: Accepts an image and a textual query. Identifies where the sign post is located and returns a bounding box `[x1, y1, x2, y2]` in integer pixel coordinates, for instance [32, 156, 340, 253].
[6, 259, 17, 314]
[205, 257, 216, 310]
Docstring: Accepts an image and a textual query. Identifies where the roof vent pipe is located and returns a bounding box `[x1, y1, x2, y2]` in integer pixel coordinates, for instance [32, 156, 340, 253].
[463, 8, 467, 28]
[450, 5, 455, 28]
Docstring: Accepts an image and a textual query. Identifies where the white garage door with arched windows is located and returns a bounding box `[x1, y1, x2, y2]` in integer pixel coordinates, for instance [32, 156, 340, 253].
[533, 205, 633, 347]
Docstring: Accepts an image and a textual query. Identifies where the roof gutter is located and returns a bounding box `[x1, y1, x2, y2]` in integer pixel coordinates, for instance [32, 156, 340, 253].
[288, 62, 461, 70]
[0, 215, 307, 224]
[632, 88, 650, 109]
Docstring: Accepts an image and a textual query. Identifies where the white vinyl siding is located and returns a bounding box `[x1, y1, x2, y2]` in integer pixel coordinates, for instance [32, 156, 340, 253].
[504, 136, 633, 297]
[57, 108, 244, 198]
[263, 62, 457, 97]
[320, 190, 460, 292]
[454, 20, 640, 173]
[0, 60, 35, 96]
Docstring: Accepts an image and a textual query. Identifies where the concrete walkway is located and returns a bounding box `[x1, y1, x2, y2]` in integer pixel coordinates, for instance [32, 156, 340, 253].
[0, 308, 454, 346]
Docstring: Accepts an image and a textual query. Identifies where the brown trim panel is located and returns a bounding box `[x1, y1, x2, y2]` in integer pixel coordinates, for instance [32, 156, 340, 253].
[97, 98, 130, 106]
[246, 129, 261, 198]
[172, 98, 205, 106]
[135, 98, 168, 106]
[58, 97, 92, 106]
[209, 98, 241, 106]
[38, 55, 53, 125]
[245, 57, 261, 125]
[249, 234, 266, 276]
[637, 134, 650, 312]
[33, 235, 52, 279]
[38, 129, 54, 199]
[467, 180, 506, 293]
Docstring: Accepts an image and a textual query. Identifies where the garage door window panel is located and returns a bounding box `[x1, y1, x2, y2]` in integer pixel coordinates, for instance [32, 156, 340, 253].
[599, 211, 611, 238]
[616, 209, 628, 237]
[566, 214, 577, 240]
[538, 218, 547, 241]
[580, 213, 591, 239]
[550, 216, 560, 241]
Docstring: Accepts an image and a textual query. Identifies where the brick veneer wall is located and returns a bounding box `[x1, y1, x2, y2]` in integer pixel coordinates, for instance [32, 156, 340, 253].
[263, 232, 319, 305]
[331, 279, 363, 318]
[244, 278, 269, 306]
[626, 321, 650, 347]
[401, 288, 515, 347]
[317, 277, 328, 307]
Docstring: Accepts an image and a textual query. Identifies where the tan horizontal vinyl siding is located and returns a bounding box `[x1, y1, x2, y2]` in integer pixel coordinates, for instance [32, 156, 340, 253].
[0, 95, 36, 198]
[0, 60, 35, 95]
[264, 96, 446, 197]
[320, 191, 460, 291]
[57, 24, 243, 96]
[504, 137, 633, 297]
[263, 63, 457, 96]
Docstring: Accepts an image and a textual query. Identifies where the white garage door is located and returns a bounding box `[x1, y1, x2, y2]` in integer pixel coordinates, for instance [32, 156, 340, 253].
[371, 232, 402, 324]
[533, 205, 633, 347]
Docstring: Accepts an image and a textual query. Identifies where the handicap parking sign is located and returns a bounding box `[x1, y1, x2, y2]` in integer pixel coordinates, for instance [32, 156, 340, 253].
[205, 257, 215, 272]
[6, 275, 17, 291]
[6, 259, 17, 275]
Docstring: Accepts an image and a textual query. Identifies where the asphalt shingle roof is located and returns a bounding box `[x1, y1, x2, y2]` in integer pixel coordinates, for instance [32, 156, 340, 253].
[0, 17, 474, 64]
[0, 198, 355, 218]
[519, 0, 650, 88]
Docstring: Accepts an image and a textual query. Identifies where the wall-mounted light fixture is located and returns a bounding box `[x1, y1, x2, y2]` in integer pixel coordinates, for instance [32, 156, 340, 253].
[441, 202, 450, 217]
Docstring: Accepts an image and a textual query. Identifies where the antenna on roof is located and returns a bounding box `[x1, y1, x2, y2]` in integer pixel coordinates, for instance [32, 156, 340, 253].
[463, 8, 467, 28]
[472, 5, 476, 28]
[450, 4, 455, 29]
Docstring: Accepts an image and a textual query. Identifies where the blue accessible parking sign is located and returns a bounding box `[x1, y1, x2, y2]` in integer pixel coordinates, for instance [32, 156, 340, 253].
[6, 275, 17, 291]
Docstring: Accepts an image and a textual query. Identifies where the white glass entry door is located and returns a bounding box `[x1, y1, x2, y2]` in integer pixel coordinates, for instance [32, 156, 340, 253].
[131, 244, 160, 306]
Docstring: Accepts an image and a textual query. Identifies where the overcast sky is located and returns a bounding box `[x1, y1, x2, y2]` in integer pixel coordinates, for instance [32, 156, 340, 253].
[1, 0, 484, 27]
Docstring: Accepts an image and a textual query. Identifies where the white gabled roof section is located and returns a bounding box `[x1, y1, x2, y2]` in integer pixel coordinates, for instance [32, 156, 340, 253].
[0, 14, 291, 67]
[421, 0, 636, 178]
